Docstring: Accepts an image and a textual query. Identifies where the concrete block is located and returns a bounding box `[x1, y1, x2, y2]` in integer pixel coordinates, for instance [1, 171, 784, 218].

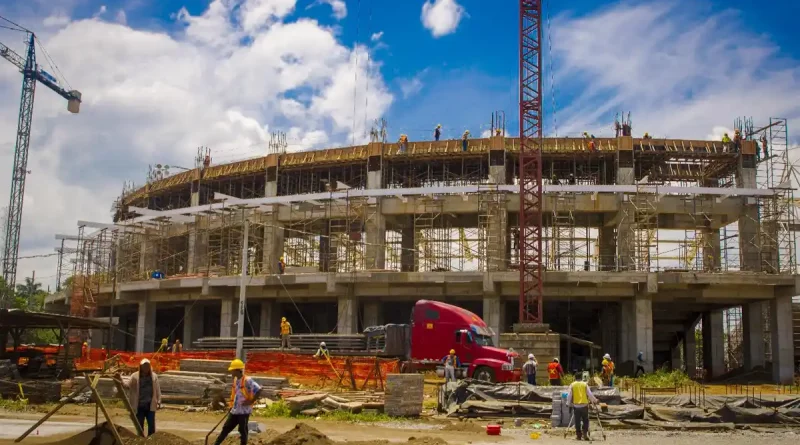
[385, 374, 423, 417]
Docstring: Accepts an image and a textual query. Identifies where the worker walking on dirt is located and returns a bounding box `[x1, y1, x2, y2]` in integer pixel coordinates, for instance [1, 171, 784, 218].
[547, 358, 564, 386]
[280, 317, 292, 350]
[636, 351, 646, 377]
[566, 373, 599, 441]
[314, 341, 330, 359]
[443, 349, 461, 384]
[523, 354, 538, 385]
[434, 124, 442, 141]
[118, 358, 162, 437]
[601, 353, 615, 387]
[212, 359, 263, 445]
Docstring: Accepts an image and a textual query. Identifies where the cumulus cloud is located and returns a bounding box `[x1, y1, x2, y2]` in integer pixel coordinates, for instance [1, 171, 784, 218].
[421, 0, 465, 38]
[549, 2, 800, 139]
[397, 70, 427, 99]
[0, 0, 392, 288]
[370, 31, 383, 42]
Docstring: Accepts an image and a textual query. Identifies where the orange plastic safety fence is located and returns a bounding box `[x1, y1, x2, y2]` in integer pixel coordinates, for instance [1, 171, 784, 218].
[245, 351, 400, 389]
[74, 350, 235, 373]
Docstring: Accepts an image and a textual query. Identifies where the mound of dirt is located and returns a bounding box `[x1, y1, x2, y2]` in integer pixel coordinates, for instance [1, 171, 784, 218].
[46, 421, 137, 445]
[440, 421, 484, 433]
[124, 431, 192, 445]
[267, 423, 334, 445]
[404, 438, 448, 445]
[216, 429, 281, 444]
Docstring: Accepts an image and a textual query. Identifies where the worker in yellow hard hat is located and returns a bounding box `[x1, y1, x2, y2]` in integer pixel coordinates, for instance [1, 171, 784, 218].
[398, 134, 409, 152]
[211, 359, 263, 445]
[442, 349, 461, 384]
[280, 317, 292, 350]
[461, 130, 470, 152]
[278, 256, 285, 274]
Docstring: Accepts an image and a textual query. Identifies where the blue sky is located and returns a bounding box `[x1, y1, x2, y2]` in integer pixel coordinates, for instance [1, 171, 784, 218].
[0, 0, 799, 286]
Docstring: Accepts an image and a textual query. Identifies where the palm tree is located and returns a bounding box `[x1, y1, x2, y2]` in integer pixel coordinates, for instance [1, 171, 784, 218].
[16, 277, 43, 309]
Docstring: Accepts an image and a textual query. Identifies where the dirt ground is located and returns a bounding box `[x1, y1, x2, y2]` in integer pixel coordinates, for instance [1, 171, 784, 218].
[0, 405, 799, 445]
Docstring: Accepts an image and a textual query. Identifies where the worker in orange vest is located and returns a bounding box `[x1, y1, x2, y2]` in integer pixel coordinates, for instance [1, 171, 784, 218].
[211, 359, 263, 445]
[547, 358, 564, 386]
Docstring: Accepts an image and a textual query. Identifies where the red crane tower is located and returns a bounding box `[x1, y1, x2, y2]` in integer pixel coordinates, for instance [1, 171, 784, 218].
[518, 1, 544, 324]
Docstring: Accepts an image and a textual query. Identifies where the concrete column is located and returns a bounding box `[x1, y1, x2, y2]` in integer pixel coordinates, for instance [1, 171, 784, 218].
[600, 305, 619, 361]
[488, 134, 507, 185]
[365, 203, 386, 270]
[737, 167, 761, 271]
[615, 138, 635, 272]
[220, 299, 234, 337]
[770, 295, 794, 384]
[138, 236, 153, 277]
[619, 295, 653, 371]
[135, 299, 156, 353]
[702, 228, 721, 272]
[482, 295, 506, 346]
[702, 310, 725, 378]
[684, 322, 697, 377]
[486, 202, 508, 272]
[188, 216, 209, 274]
[363, 301, 383, 327]
[598, 226, 616, 272]
[182, 304, 194, 347]
[337, 295, 358, 334]
[319, 224, 331, 272]
[259, 301, 274, 337]
[262, 209, 284, 274]
[671, 342, 683, 371]
[742, 301, 766, 370]
[400, 224, 416, 272]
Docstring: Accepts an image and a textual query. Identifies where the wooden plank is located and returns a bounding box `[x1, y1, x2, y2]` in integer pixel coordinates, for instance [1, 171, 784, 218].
[113, 378, 144, 437]
[84, 375, 124, 445]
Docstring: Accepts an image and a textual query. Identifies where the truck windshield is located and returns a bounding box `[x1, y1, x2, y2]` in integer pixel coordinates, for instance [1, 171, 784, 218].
[473, 335, 494, 346]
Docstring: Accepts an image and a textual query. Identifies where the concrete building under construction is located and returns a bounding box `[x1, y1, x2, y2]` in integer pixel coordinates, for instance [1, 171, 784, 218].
[50, 119, 799, 384]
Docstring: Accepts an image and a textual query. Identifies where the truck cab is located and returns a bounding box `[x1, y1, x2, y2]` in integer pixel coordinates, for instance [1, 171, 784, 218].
[410, 300, 519, 383]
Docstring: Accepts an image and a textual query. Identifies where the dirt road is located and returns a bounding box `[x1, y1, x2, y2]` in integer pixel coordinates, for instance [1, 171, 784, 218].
[0, 407, 797, 445]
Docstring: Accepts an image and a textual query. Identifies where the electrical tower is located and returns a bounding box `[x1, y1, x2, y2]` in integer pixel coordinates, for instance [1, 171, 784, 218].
[0, 18, 81, 305]
[518, 1, 545, 324]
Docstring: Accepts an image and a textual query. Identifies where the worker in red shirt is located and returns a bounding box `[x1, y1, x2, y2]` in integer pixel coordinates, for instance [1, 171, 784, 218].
[547, 357, 564, 386]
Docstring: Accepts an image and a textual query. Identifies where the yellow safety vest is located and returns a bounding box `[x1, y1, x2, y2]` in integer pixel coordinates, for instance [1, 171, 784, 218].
[280, 321, 291, 335]
[229, 375, 254, 408]
[572, 381, 589, 405]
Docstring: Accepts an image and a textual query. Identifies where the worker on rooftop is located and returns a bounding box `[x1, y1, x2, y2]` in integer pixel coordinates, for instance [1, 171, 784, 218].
[551, 174, 560, 185]
[203, 153, 211, 169]
[211, 359, 263, 445]
[399, 134, 409, 152]
[601, 353, 615, 387]
[443, 349, 461, 384]
[495, 128, 502, 136]
[278, 256, 285, 274]
[722, 132, 732, 145]
[434, 124, 442, 141]
[566, 372, 599, 441]
[760, 134, 769, 160]
[314, 341, 330, 359]
[461, 130, 470, 152]
[118, 358, 162, 437]
[643, 132, 652, 140]
[280, 317, 292, 350]
[733, 129, 743, 153]
[547, 358, 564, 386]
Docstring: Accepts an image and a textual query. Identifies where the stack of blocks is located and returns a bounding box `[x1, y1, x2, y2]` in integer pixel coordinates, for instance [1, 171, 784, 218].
[385, 374, 424, 417]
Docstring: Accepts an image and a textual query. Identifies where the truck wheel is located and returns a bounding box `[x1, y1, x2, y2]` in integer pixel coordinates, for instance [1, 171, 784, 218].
[473, 366, 495, 383]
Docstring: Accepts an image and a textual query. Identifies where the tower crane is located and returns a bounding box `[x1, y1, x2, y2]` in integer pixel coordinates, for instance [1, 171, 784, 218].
[0, 17, 81, 306]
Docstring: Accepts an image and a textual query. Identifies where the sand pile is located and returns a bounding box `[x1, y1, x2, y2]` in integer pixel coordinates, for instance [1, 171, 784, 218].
[265, 423, 334, 445]
[45, 422, 137, 445]
[440, 421, 484, 433]
[124, 431, 192, 444]
[216, 428, 280, 444]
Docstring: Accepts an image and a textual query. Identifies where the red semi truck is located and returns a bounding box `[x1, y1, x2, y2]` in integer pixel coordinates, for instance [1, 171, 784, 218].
[408, 300, 519, 383]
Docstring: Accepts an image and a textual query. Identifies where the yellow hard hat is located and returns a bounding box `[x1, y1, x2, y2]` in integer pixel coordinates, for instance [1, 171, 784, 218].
[281, 317, 287, 321]
[228, 359, 245, 371]
[450, 349, 456, 354]
[437, 124, 441, 128]
[83, 342, 88, 346]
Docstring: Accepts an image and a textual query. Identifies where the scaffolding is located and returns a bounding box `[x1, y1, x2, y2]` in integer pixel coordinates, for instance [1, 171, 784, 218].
[327, 194, 367, 273]
[478, 186, 507, 272]
[623, 185, 659, 272]
[414, 196, 447, 271]
[723, 306, 743, 372]
[550, 194, 577, 271]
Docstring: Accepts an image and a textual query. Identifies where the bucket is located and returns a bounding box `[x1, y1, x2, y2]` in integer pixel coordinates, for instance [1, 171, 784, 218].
[486, 425, 502, 436]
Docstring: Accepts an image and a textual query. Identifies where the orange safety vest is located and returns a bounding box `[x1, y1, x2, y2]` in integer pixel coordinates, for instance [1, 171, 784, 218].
[280, 320, 291, 335]
[602, 359, 615, 376]
[548, 362, 561, 379]
[229, 375, 255, 408]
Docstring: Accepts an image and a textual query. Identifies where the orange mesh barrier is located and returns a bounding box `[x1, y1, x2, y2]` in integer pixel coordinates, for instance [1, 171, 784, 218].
[245, 351, 400, 389]
[74, 350, 235, 373]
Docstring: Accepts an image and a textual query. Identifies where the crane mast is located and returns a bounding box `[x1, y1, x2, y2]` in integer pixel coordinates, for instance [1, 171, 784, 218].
[518, 0, 545, 324]
[0, 25, 81, 306]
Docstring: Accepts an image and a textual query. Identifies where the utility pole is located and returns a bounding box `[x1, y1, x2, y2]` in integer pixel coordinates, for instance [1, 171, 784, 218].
[235, 215, 249, 359]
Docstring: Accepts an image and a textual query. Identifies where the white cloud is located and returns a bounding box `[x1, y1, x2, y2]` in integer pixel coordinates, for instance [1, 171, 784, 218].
[43, 14, 71, 28]
[550, 2, 800, 139]
[421, 0, 465, 38]
[93, 5, 107, 18]
[0, 0, 393, 289]
[322, 0, 347, 20]
[370, 31, 383, 42]
[115, 10, 127, 25]
[398, 70, 427, 99]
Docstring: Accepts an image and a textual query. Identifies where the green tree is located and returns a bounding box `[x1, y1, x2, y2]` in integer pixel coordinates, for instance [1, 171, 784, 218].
[14, 276, 45, 310]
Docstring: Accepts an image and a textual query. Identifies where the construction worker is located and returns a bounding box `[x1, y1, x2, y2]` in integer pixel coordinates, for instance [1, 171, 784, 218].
[203, 153, 211, 169]
[278, 256, 285, 274]
[643, 132, 652, 140]
[551, 174, 560, 185]
[212, 359, 263, 445]
[601, 353, 615, 387]
[523, 353, 538, 385]
[635, 351, 646, 377]
[314, 341, 330, 359]
[547, 358, 564, 386]
[721, 133, 732, 149]
[506, 347, 518, 368]
[118, 359, 162, 437]
[81, 341, 88, 359]
[760, 134, 769, 159]
[280, 317, 292, 350]
[171, 339, 182, 354]
[495, 128, 502, 136]
[461, 130, 470, 152]
[442, 349, 461, 384]
[566, 372, 599, 441]
[434, 124, 442, 141]
[160, 338, 168, 353]
[399, 134, 409, 152]
[733, 129, 742, 153]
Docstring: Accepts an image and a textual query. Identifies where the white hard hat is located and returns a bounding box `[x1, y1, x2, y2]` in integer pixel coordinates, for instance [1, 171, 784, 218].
[528, 354, 534, 360]
[553, 358, 559, 363]
[140, 358, 150, 365]
[603, 353, 611, 360]
[320, 342, 326, 347]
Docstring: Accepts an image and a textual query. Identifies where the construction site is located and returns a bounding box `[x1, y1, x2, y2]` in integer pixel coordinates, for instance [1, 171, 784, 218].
[46, 114, 800, 385]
